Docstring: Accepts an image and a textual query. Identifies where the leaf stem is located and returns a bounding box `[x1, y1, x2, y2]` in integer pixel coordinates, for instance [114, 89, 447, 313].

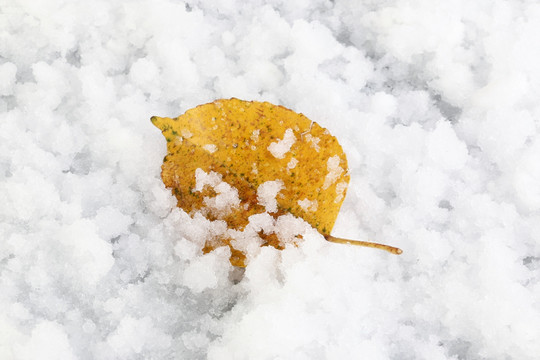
[324, 235, 403, 255]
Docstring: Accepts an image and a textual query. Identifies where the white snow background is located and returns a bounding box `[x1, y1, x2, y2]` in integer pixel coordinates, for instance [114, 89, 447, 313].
[1, 0, 540, 359]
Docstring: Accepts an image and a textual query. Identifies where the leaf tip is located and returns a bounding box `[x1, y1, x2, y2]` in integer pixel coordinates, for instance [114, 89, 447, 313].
[151, 116, 168, 132]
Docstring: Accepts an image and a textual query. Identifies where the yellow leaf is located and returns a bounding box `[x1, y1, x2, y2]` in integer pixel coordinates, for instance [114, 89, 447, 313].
[152, 98, 401, 267]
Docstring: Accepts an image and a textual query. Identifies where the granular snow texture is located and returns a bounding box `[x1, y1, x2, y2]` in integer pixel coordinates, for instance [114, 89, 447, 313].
[1, 0, 540, 359]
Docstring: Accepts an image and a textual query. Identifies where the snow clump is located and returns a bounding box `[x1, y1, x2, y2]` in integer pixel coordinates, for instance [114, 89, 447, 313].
[2, 1, 540, 359]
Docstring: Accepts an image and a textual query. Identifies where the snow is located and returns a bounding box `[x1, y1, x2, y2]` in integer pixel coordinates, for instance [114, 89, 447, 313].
[287, 157, 298, 169]
[19, 321, 77, 360]
[267, 128, 296, 158]
[2, 0, 540, 359]
[256, 180, 284, 213]
[0, 63, 17, 97]
[195, 169, 241, 217]
[304, 133, 321, 151]
[322, 154, 345, 189]
[298, 198, 318, 212]
[202, 143, 217, 153]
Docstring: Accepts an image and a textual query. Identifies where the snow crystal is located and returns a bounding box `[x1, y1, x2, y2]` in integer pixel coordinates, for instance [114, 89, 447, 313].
[267, 128, 295, 159]
[256, 180, 284, 213]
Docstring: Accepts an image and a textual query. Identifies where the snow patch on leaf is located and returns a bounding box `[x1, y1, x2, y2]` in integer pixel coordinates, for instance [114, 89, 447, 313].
[298, 198, 318, 212]
[268, 128, 296, 159]
[322, 155, 344, 190]
[257, 180, 284, 213]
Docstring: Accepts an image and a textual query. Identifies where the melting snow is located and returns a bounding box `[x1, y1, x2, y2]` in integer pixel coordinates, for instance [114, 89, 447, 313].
[203, 144, 217, 153]
[322, 155, 344, 189]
